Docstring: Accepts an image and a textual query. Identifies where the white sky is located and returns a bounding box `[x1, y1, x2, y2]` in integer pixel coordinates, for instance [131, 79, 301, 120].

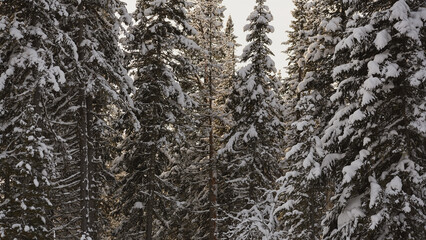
[122, 0, 294, 72]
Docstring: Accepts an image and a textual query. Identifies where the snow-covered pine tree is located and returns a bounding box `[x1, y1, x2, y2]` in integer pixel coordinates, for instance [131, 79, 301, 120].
[0, 0, 73, 238]
[281, 0, 311, 153]
[218, 0, 284, 238]
[322, 0, 426, 238]
[50, 0, 134, 239]
[216, 15, 240, 135]
[277, 0, 345, 239]
[114, 0, 199, 239]
[219, 15, 239, 111]
[182, 1, 227, 239]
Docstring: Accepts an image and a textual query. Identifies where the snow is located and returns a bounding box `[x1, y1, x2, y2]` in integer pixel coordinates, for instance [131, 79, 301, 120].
[285, 143, 303, 159]
[133, 201, 144, 209]
[218, 132, 242, 154]
[374, 30, 391, 50]
[0, 67, 15, 91]
[390, 0, 410, 21]
[11, 224, 21, 230]
[363, 77, 382, 90]
[325, 17, 342, 32]
[34, 178, 39, 187]
[367, 61, 381, 76]
[243, 125, 258, 142]
[21, 201, 27, 210]
[411, 67, 426, 87]
[342, 149, 370, 184]
[348, 109, 366, 124]
[368, 176, 381, 208]
[321, 153, 345, 170]
[360, 88, 375, 106]
[369, 210, 385, 230]
[385, 176, 402, 195]
[10, 27, 24, 40]
[337, 195, 365, 228]
[152, 0, 167, 7]
[385, 63, 400, 78]
[374, 51, 390, 63]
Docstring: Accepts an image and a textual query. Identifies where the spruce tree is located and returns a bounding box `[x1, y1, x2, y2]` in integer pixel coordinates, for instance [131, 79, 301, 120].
[277, 0, 345, 239]
[50, 0, 134, 239]
[322, 0, 426, 238]
[218, 0, 284, 238]
[0, 0, 72, 238]
[114, 0, 199, 239]
[183, 1, 227, 239]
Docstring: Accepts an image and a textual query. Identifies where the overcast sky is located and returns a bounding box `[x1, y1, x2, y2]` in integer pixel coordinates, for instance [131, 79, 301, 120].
[122, 0, 294, 72]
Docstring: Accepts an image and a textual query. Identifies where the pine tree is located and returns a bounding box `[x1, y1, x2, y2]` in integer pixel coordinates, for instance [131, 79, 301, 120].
[277, 0, 345, 239]
[0, 0, 72, 238]
[322, 0, 426, 238]
[183, 1, 227, 239]
[220, 15, 240, 108]
[218, 0, 284, 238]
[50, 0, 134, 239]
[114, 0, 199, 239]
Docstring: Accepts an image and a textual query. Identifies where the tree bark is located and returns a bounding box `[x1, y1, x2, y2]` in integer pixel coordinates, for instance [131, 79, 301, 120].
[208, 10, 217, 238]
[146, 156, 154, 240]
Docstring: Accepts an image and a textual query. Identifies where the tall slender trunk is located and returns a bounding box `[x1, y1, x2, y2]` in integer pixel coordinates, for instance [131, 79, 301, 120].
[207, 8, 217, 239]
[78, 87, 90, 236]
[146, 156, 154, 240]
[86, 96, 95, 238]
[4, 172, 10, 200]
[208, 81, 217, 240]
[76, 3, 95, 237]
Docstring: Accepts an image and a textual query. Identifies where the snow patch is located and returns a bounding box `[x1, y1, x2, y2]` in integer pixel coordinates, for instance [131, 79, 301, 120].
[133, 201, 144, 209]
[374, 30, 391, 50]
[337, 195, 365, 228]
[368, 176, 381, 208]
[385, 176, 402, 195]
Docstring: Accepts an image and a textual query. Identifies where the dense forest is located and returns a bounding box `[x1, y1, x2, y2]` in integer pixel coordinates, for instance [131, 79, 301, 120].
[0, 0, 425, 239]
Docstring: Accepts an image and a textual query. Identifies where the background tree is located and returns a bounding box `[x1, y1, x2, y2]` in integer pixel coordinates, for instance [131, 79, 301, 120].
[218, 0, 284, 238]
[183, 1, 227, 239]
[114, 0, 199, 239]
[277, 0, 345, 239]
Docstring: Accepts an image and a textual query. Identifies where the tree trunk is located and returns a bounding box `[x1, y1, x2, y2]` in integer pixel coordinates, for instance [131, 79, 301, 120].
[208, 15, 217, 239]
[78, 87, 90, 236]
[86, 95, 95, 238]
[146, 157, 154, 240]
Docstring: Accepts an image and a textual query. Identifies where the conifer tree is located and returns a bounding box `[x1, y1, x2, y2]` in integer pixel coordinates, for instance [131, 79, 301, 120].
[183, 1, 227, 239]
[50, 0, 134, 239]
[218, 0, 284, 238]
[0, 0, 72, 238]
[114, 0, 198, 239]
[277, 0, 345, 239]
[221, 15, 240, 107]
[322, 0, 426, 238]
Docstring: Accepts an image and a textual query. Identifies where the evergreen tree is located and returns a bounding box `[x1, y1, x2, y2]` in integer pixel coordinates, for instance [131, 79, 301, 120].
[218, 0, 284, 238]
[277, 0, 345, 239]
[50, 0, 134, 239]
[220, 15, 240, 109]
[322, 0, 426, 238]
[114, 0, 198, 239]
[183, 1, 227, 239]
[0, 0, 72, 238]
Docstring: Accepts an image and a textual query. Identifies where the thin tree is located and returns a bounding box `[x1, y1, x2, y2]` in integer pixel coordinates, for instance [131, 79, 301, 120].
[114, 0, 199, 239]
[218, 0, 284, 238]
